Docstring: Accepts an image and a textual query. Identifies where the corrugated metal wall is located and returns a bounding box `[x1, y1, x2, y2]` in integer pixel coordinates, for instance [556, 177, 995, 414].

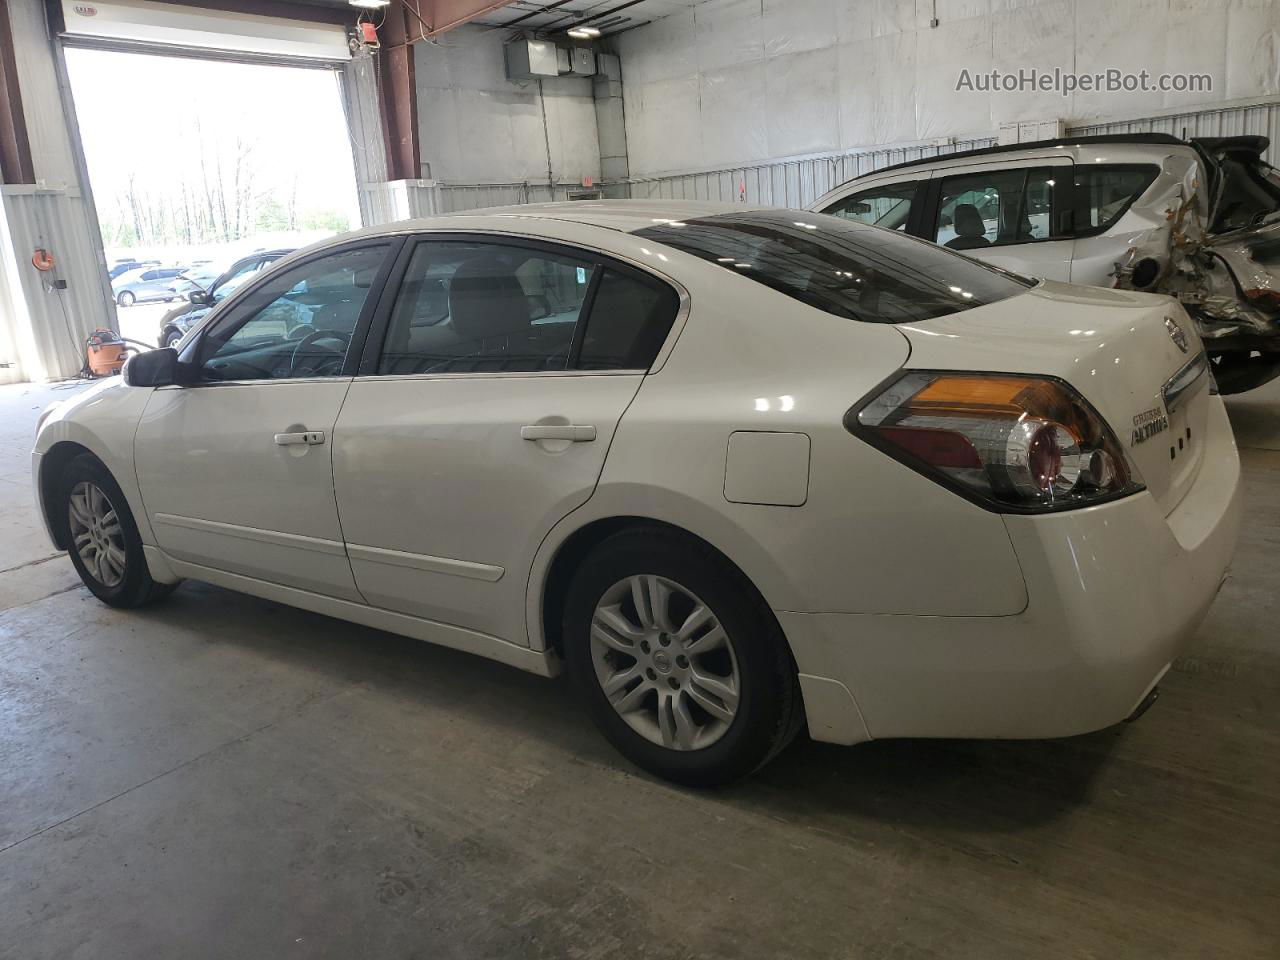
[0, 186, 108, 381]
[437, 183, 595, 213]
[0, 0, 113, 382]
[1067, 100, 1280, 166]
[421, 139, 1008, 214]
[625, 138, 998, 208]
[426, 99, 1280, 216]
[426, 139, 999, 214]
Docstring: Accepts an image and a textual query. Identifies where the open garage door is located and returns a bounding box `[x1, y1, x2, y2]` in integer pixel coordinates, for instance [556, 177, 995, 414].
[55, 0, 361, 350]
[59, 1, 350, 63]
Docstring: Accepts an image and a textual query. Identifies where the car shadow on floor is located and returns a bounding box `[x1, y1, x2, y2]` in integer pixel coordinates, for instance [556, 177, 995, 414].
[1226, 388, 1280, 451]
[125, 579, 1116, 833]
[738, 730, 1117, 832]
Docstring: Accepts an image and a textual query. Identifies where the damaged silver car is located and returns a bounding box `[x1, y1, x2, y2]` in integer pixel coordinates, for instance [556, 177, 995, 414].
[812, 133, 1280, 394]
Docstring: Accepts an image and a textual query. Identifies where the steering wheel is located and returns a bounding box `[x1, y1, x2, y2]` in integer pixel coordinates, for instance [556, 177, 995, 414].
[290, 329, 351, 377]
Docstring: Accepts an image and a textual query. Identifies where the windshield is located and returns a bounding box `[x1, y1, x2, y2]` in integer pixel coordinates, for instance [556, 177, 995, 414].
[633, 210, 1032, 324]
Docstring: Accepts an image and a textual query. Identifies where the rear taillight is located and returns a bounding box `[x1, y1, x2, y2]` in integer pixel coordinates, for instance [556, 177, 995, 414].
[850, 372, 1145, 513]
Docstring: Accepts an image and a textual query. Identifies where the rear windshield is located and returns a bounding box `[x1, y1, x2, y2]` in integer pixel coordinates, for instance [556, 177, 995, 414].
[634, 211, 1033, 324]
[1211, 156, 1280, 232]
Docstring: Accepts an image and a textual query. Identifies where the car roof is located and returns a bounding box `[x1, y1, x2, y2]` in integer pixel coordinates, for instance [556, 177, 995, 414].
[322, 201, 775, 246]
[863, 133, 1189, 178]
[241, 247, 294, 260]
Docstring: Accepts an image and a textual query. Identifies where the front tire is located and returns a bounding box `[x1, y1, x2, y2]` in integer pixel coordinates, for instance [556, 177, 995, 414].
[117, 291, 135, 307]
[59, 454, 175, 608]
[563, 527, 802, 787]
[162, 328, 183, 348]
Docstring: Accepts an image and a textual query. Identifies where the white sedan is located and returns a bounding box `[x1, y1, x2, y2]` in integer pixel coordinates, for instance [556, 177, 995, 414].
[33, 202, 1241, 786]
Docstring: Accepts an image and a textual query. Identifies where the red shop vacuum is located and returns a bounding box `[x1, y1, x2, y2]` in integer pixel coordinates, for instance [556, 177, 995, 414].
[85, 328, 129, 377]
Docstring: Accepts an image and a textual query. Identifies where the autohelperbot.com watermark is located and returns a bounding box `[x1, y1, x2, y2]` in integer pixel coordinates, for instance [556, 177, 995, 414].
[956, 67, 1213, 97]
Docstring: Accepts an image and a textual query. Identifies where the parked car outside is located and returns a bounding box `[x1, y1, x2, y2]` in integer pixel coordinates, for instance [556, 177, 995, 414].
[34, 203, 1241, 786]
[108, 260, 156, 280]
[180, 264, 224, 291]
[158, 249, 295, 347]
[811, 133, 1280, 394]
[112, 265, 190, 307]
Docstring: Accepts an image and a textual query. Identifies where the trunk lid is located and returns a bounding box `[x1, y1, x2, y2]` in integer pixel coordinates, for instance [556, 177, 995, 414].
[896, 281, 1210, 516]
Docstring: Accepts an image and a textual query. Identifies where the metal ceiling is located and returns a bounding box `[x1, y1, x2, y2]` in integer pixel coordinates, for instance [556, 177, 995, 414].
[291, 0, 703, 37]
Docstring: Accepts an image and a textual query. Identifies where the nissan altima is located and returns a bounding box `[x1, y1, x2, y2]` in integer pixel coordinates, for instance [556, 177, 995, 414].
[32, 202, 1241, 786]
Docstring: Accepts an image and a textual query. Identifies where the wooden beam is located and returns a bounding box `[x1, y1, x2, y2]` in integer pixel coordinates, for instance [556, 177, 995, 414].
[0, 0, 35, 185]
[377, 1, 420, 181]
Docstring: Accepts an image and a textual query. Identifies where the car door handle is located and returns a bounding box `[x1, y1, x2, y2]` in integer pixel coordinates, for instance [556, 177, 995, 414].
[520, 424, 596, 443]
[274, 431, 325, 446]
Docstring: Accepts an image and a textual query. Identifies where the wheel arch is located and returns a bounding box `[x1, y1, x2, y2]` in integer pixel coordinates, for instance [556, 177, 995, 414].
[36, 388, 159, 552]
[39, 440, 100, 549]
[530, 507, 796, 663]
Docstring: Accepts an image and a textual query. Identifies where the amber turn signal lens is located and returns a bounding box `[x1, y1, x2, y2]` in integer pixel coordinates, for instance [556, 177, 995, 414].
[852, 371, 1143, 512]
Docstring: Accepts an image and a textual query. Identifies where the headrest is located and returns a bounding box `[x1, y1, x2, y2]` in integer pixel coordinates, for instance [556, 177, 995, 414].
[448, 256, 531, 342]
[953, 204, 986, 238]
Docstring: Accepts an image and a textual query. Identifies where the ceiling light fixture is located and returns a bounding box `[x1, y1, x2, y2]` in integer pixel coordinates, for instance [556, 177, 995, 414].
[349, 0, 391, 9]
[567, 25, 602, 38]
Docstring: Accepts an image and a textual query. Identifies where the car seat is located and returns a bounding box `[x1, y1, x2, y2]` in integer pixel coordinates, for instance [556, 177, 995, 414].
[945, 204, 992, 249]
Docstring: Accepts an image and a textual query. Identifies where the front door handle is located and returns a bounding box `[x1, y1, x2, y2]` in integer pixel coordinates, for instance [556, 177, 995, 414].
[274, 430, 325, 446]
[520, 424, 596, 443]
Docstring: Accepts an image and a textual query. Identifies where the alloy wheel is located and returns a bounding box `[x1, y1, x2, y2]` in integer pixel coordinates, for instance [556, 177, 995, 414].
[68, 481, 126, 588]
[589, 575, 741, 751]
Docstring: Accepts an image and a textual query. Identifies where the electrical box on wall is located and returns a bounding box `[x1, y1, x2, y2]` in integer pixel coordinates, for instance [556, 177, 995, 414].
[505, 37, 560, 80]
[504, 36, 596, 80]
[998, 119, 1067, 145]
[567, 47, 596, 77]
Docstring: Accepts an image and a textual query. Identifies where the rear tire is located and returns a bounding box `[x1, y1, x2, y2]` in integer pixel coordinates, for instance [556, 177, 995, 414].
[59, 453, 176, 608]
[562, 527, 802, 787]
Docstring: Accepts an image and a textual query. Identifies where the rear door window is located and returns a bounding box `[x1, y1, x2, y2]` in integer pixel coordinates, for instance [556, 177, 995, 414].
[822, 181, 920, 232]
[577, 268, 679, 370]
[376, 240, 595, 375]
[374, 240, 681, 375]
[934, 167, 1066, 249]
[1071, 165, 1160, 234]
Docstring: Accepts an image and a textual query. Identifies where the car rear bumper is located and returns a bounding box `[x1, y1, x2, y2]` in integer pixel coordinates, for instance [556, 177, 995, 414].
[784, 395, 1243, 745]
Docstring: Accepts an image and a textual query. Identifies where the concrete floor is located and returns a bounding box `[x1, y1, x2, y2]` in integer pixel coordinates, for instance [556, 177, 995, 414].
[1, 377, 1277, 959]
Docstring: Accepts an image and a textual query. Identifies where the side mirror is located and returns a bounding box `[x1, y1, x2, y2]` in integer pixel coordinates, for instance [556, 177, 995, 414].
[189, 290, 210, 304]
[123, 347, 194, 387]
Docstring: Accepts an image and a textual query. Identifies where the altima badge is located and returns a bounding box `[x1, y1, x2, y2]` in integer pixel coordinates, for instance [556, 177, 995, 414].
[1132, 407, 1170, 446]
[1165, 316, 1190, 353]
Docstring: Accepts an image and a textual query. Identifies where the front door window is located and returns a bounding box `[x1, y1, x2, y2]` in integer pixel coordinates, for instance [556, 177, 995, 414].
[823, 182, 920, 231]
[199, 245, 388, 381]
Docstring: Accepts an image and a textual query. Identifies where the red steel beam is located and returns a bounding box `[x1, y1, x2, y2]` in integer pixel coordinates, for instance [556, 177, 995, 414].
[378, 1, 420, 181]
[422, 0, 517, 36]
[0, 0, 35, 185]
[408, 0, 514, 38]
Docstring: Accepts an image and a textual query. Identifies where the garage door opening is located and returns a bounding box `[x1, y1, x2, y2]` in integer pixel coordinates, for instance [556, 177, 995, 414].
[64, 47, 360, 347]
